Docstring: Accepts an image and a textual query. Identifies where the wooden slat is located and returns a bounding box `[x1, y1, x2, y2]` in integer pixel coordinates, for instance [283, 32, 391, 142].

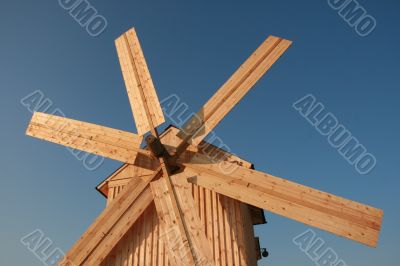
[217, 195, 227, 266]
[139, 215, 146, 266]
[85, 188, 154, 265]
[59, 169, 161, 266]
[133, 218, 140, 266]
[157, 219, 164, 266]
[115, 28, 165, 135]
[222, 197, 233, 266]
[183, 160, 383, 247]
[128, 226, 134, 266]
[240, 204, 257, 266]
[152, 207, 159, 266]
[107, 187, 115, 206]
[150, 179, 193, 265]
[234, 201, 248, 265]
[27, 112, 151, 163]
[205, 189, 214, 256]
[229, 198, 240, 266]
[211, 191, 221, 265]
[150, 176, 215, 266]
[177, 36, 292, 146]
[145, 207, 153, 266]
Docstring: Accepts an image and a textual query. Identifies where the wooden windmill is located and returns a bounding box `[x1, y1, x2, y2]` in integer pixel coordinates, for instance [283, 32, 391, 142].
[26, 28, 383, 266]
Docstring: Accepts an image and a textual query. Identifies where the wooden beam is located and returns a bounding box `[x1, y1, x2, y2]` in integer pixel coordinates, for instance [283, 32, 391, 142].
[177, 36, 292, 146]
[26, 112, 152, 163]
[59, 168, 162, 266]
[150, 174, 215, 266]
[115, 28, 165, 135]
[182, 157, 383, 247]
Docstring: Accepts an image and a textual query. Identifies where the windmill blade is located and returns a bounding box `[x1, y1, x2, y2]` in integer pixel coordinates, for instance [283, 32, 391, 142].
[177, 36, 292, 146]
[181, 156, 383, 247]
[60, 168, 162, 266]
[26, 112, 152, 163]
[115, 28, 165, 136]
[150, 173, 215, 266]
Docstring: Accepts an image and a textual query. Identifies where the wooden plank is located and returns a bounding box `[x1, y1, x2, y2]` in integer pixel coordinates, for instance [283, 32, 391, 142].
[150, 179, 193, 265]
[240, 204, 257, 266]
[59, 169, 161, 266]
[115, 245, 122, 266]
[31, 112, 142, 142]
[222, 197, 233, 266]
[133, 219, 140, 266]
[184, 160, 383, 247]
[84, 185, 156, 265]
[145, 207, 153, 266]
[133, 218, 140, 266]
[128, 227, 134, 266]
[107, 187, 115, 206]
[211, 191, 221, 265]
[151, 208, 159, 266]
[205, 189, 214, 255]
[217, 195, 227, 266]
[115, 28, 165, 135]
[229, 198, 240, 266]
[177, 36, 292, 145]
[85, 186, 154, 265]
[234, 202, 248, 266]
[138, 215, 146, 266]
[121, 236, 128, 266]
[157, 220, 164, 266]
[199, 187, 206, 227]
[121, 220, 131, 266]
[27, 112, 152, 163]
[150, 176, 215, 266]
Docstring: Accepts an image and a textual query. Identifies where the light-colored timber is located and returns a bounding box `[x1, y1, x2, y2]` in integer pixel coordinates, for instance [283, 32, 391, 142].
[59, 167, 161, 266]
[115, 28, 165, 135]
[151, 176, 214, 265]
[100, 168, 260, 266]
[27, 112, 150, 163]
[177, 36, 292, 145]
[182, 154, 383, 247]
[116, 28, 198, 264]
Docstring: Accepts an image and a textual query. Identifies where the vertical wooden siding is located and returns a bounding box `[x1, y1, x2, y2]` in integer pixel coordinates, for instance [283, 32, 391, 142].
[102, 183, 257, 266]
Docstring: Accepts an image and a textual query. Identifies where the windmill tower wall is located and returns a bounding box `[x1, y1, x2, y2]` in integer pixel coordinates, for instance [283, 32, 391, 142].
[99, 172, 262, 266]
[96, 127, 266, 266]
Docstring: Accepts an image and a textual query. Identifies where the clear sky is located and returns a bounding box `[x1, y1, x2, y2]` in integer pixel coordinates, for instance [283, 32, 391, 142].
[1, 0, 399, 265]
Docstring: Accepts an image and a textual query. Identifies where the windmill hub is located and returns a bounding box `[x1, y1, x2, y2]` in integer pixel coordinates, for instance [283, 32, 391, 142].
[145, 134, 169, 158]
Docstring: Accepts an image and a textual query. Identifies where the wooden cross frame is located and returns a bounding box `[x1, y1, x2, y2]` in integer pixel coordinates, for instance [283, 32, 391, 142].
[26, 28, 383, 266]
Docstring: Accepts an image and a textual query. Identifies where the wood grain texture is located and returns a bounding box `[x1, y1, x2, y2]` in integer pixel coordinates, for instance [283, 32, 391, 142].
[60, 126, 261, 265]
[183, 156, 383, 247]
[102, 182, 255, 266]
[26, 112, 150, 163]
[177, 36, 292, 145]
[59, 169, 161, 266]
[150, 175, 215, 266]
[115, 28, 165, 135]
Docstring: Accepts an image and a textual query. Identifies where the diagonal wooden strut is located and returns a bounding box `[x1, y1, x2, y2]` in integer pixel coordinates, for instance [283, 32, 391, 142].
[150, 174, 214, 265]
[182, 155, 383, 247]
[59, 167, 162, 266]
[176, 35, 292, 148]
[26, 112, 151, 163]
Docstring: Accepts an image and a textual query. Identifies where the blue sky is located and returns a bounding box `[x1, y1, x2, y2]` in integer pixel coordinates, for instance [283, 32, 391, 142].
[0, 0, 399, 265]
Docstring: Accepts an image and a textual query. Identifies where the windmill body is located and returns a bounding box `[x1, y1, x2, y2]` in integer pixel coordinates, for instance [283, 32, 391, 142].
[96, 126, 264, 265]
[25, 28, 383, 266]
